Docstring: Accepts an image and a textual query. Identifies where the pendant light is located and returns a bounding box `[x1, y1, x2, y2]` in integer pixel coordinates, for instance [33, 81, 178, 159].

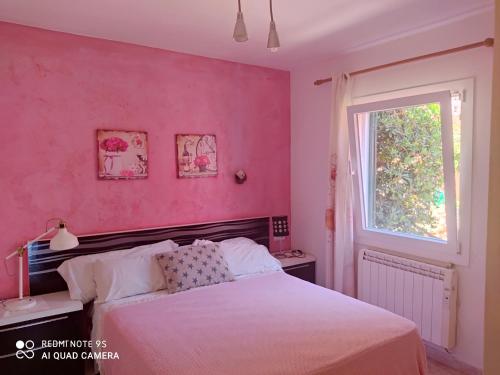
[233, 0, 248, 42]
[267, 0, 280, 52]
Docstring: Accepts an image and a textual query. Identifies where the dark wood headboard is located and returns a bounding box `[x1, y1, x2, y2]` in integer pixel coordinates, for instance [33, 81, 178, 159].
[28, 217, 270, 296]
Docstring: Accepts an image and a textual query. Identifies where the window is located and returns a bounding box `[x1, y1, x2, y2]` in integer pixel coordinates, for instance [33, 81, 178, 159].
[348, 83, 472, 265]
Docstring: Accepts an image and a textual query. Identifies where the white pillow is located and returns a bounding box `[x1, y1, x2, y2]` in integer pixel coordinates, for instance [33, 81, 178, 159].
[192, 237, 254, 247]
[192, 237, 282, 276]
[57, 239, 178, 303]
[93, 254, 166, 303]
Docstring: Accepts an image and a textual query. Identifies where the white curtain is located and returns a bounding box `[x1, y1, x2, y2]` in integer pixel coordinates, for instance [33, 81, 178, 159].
[325, 73, 355, 296]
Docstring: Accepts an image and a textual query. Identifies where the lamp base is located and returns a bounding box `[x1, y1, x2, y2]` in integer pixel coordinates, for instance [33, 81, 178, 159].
[3, 297, 37, 311]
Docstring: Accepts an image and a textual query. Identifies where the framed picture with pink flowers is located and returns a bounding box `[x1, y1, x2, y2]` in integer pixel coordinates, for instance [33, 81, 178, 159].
[176, 134, 217, 178]
[97, 129, 148, 180]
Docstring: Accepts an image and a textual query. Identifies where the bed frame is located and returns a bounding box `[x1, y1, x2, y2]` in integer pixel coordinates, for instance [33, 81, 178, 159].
[28, 217, 270, 296]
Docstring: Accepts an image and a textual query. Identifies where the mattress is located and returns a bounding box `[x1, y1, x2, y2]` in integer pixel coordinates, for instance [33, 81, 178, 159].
[95, 272, 427, 375]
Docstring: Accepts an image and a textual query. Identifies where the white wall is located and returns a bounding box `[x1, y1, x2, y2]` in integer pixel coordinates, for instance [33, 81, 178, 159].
[291, 11, 493, 370]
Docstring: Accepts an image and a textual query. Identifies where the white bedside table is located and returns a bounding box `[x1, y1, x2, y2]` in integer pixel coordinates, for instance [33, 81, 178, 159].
[0, 291, 85, 375]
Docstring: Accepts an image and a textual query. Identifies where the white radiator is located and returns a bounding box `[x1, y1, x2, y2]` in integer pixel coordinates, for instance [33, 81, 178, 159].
[357, 249, 457, 349]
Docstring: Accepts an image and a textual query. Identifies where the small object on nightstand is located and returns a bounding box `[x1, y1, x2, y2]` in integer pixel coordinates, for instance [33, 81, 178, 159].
[277, 252, 316, 284]
[0, 291, 85, 375]
[273, 249, 305, 259]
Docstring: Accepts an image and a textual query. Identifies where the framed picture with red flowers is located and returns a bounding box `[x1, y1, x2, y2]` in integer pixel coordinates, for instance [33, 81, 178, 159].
[176, 134, 217, 178]
[97, 129, 148, 179]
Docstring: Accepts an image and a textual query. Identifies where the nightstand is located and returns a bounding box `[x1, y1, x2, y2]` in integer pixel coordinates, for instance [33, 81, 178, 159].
[278, 254, 316, 284]
[0, 291, 85, 375]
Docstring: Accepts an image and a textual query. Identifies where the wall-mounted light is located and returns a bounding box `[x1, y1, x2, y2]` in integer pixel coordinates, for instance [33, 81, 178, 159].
[235, 169, 247, 184]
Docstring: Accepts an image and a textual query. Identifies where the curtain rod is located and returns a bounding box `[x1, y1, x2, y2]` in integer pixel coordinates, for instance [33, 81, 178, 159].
[314, 38, 494, 86]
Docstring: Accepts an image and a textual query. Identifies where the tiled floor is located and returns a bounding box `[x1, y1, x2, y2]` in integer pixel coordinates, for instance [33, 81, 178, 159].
[428, 358, 467, 375]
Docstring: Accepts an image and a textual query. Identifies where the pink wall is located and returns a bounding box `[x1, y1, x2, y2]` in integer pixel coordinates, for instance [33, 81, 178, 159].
[0, 22, 290, 299]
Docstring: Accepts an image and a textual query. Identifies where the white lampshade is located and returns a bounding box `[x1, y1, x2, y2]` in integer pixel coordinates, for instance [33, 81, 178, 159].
[50, 224, 79, 251]
[267, 20, 280, 52]
[233, 11, 248, 42]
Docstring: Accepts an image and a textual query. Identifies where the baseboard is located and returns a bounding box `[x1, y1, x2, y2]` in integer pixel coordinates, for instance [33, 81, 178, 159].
[425, 342, 482, 375]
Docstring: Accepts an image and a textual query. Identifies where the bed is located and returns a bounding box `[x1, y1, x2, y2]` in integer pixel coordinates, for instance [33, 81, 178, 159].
[29, 217, 427, 375]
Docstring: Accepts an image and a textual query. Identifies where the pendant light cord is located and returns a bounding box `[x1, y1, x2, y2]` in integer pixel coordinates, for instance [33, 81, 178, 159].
[238, 0, 242, 12]
[269, 0, 274, 21]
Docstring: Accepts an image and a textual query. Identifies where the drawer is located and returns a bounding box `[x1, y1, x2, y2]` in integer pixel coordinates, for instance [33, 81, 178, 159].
[0, 350, 84, 375]
[0, 311, 82, 356]
[0, 311, 84, 375]
[283, 261, 316, 283]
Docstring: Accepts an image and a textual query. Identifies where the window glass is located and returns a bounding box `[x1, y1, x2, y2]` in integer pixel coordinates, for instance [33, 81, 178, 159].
[355, 101, 450, 241]
[451, 93, 461, 228]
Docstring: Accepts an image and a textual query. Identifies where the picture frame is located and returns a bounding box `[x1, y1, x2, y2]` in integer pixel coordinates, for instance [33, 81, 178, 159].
[97, 129, 148, 180]
[176, 134, 217, 178]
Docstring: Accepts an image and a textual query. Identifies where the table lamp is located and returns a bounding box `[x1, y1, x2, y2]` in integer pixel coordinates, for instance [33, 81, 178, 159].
[272, 216, 289, 256]
[3, 219, 79, 311]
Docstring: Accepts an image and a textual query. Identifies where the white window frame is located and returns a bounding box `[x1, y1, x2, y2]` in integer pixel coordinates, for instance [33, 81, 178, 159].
[347, 79, 473, 265]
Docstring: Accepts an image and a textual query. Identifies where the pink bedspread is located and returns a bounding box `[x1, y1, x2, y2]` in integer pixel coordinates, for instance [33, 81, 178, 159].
[101, 272, 427, 375]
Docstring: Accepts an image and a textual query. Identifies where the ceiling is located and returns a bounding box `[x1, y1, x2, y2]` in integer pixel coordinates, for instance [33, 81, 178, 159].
[0, 0, 493, 70]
